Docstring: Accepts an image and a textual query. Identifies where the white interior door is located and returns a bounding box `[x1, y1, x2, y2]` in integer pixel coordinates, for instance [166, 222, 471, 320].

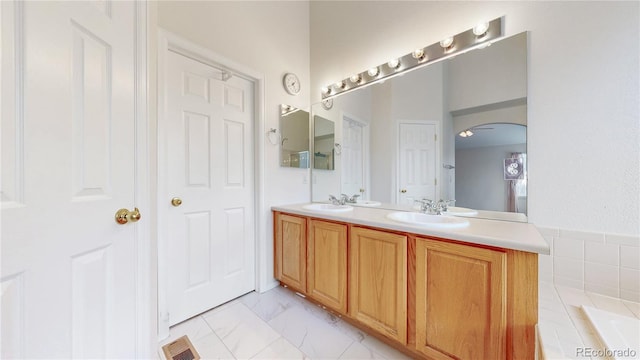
[165, 50, 255, 326]
[341, 116, 368, 199]
[1, 1, 142, 358]
[398, 122, 438, 205]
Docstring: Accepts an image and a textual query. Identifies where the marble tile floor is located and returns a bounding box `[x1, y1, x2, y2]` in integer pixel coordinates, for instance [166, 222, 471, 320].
[160, 282, 640, 360]
[158, 285, 413, 360]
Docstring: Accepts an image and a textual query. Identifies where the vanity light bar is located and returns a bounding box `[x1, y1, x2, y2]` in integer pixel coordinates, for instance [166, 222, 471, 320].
[321, 17, 503, 100]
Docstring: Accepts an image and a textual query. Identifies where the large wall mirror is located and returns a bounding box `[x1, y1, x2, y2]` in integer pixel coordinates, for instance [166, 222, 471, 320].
[311, 32, 528, 222]
[280, 104, 310, 168]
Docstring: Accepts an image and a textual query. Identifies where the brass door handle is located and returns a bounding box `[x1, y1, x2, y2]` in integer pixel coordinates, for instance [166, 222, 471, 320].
[115, 207, 141, 225]
[400, 189, 407, 193]
[171, 197, 182, 207]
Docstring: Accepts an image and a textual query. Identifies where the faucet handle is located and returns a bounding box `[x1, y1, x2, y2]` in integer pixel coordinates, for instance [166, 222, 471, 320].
[414, 198, 433, 212]
[435, 199, 449, 212]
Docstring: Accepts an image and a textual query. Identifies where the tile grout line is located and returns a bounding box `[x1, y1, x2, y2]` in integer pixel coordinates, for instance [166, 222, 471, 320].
[242, 293, 313, 359]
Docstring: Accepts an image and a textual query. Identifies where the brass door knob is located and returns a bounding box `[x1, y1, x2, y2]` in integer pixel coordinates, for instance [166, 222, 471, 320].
[115, 207, 141, 225]
[400, 189, 407, 193]
[171, 197, 182, 207]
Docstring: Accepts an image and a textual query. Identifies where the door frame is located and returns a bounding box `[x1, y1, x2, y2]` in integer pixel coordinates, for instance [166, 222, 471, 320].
[395, 120, 441, 204]
[134, 2, 153, 357]
[156, 29, 265, 339]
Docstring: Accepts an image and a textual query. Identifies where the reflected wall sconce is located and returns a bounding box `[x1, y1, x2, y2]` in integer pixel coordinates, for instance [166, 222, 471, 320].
[267, 128, 280, 145]
[321, 17, 503, 100]
[334, 143, 342, 155]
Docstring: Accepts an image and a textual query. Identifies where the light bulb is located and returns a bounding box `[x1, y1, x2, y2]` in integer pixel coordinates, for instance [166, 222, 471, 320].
[321, 86, 330, 95]
[367, 67, 379, 77]
[473, 22, 490, 36]
[459, 131, 467, 137]
[335, 81, 346, 90]
[440, 37, 454, 48]
[350, 74, 361, 84]
[412, 48, 425, 61]
[387, 59, 400, 69]
[466, 130, 474, 137]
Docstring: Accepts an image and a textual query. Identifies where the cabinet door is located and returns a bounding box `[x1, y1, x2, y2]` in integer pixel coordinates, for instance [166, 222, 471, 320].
[349, 227, 407, 344]
[307, 220, 348, 313]
[274, 213, 307, 292]
[415, 238, 506, 359]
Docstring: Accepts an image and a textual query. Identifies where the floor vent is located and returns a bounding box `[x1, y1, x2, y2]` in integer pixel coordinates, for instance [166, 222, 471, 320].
[161, 335, 200, 360]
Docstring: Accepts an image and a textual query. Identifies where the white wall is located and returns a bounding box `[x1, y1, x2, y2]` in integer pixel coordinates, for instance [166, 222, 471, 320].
[156, 1, 311, 291]
[310, 1, 640, 236]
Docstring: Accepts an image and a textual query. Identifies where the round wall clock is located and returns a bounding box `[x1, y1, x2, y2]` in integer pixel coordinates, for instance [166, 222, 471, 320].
[283, 73, 301, 95]
[321, 98, 333, 110]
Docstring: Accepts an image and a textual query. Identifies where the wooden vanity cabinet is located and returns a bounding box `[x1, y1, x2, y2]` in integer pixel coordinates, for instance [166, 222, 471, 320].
[307, 219, 348, 313]
[273, 211, 538, 359]
[349, 226, 408, 344]
[414, 238, 506, 359]
[274, 213, 307, 292]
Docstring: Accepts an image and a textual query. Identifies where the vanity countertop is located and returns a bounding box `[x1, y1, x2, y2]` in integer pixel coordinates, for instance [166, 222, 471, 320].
[272, 203, 550, 255]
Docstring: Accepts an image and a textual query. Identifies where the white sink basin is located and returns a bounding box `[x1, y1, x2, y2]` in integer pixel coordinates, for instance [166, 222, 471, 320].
[386, 211, 469, 229]
[443, 206, 478, 216]
[352, 200, 382, 207]
[302, 203, 354, 212]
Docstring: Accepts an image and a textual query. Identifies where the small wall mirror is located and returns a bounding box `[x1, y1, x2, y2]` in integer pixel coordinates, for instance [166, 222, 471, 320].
[313, 115, 335, 170]
[279, 104, 309, 168]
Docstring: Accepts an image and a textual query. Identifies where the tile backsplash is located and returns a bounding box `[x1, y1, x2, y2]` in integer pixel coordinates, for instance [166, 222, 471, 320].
[537, 227, 640, 302]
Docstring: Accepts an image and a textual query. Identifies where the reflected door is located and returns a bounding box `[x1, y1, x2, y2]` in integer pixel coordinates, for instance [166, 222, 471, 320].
[398, 122, 437, 205]
[341, 116, 368, 198]
[165, 51, 255, 325]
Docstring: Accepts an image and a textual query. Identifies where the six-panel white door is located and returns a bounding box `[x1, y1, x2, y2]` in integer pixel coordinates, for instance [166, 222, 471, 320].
[341, 116, 368, 199]
[1, 1, 140, 358]
[398, 122, 437, 205]
[165, 51, 256, 326]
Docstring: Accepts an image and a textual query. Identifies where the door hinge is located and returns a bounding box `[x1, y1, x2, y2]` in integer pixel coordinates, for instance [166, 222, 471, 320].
[434, 134, 437, 141]
[435, 178, 437, 186]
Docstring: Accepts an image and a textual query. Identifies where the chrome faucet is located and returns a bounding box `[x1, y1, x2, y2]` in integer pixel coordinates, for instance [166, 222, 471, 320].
[415, 199, 452, 215]
[329, 194, 347, 205]
[342, 193, 360, 203]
